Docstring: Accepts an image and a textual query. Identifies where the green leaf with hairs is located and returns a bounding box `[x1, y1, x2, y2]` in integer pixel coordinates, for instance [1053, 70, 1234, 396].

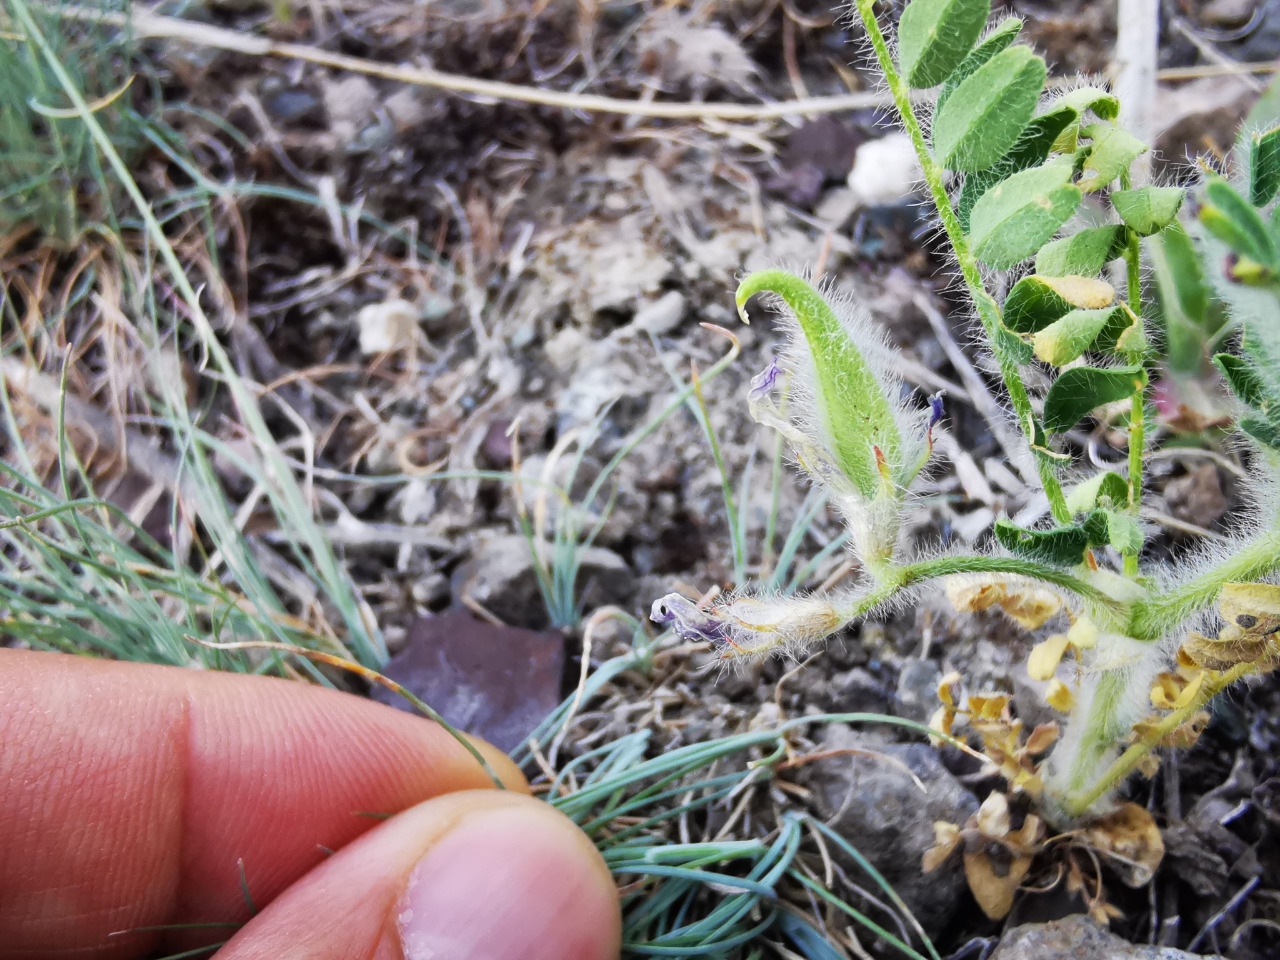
[1077, 123, 1148, 192]
[898, 0, 992, 89]
[956, 106, 1078, 231]
[936, 16, 1023, 114]
[1046, 86, 1121, 151]
[1053, 86, 1121, 121]
[1042, 364, 1147, 434]
[1112, 185, 1185, 236]
[995, 511, 1108, 565]
[933, 45, 1047, 173]
[970, 159, 1082, 268]
[1035, 225, 1128, 277]
[1066, 471, 1129, 512]
[1105, 510, 1144, 554]
[1214, 349, 1280, 448]
[1003, 273, 1115, 334]
[735, 270, 899, 499]
[1201, 177, 1277, 267]
[1032, 307, 1126, 365]
[1216, 352, 1270, 409]
[1250, 126, 1280, 206]
[1150, 222, 1223, 376]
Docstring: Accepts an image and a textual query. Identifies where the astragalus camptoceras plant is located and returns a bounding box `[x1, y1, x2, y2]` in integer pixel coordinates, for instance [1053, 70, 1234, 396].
[652, 0, 1280, 920]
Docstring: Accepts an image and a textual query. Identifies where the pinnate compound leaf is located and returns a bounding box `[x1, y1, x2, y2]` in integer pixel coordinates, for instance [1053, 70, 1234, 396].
[936, 16, 1023, 114]
[1111, 185, 1185, 236]
[898, 0, 992, 89]
[994, 511, 1108, 565]
[933, 46, 1047, 173]
[1003, 274, 1115, 333]
[735, 270, 899, 499]
[1035, 225, 1128, 277]
[1077, 123, 1148, 192]
[971, 160, 1082, 268]
[1250, 126, 1280, 206]
[1042, 364, 1147, 434]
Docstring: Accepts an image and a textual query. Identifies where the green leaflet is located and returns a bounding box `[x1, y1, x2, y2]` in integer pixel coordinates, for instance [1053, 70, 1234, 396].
[956, 106, 1078, 231]
[932, 45, 1046, 173]
[735, 270, 900, 500]
[1052, 86, 1121, 121]
[1077, 123, 1148, 193]
[1201, 177, 1278, 268]
[935, 16, 1023, 115]
[1003, 274, 1116, 334]
[1066, 471, 1130, 513]
[1035, 225, 1129, 277]
[1032, 307, 1127, 366]
[1111, 185, 1185, 236]
[1215, 349, 1280, 449]
[1150, 221, 1222, 376]
[1105, 510, 1144, 555]
[1047, 86, 1121, 151]
[897, 0, 991, 89]
[994, 511, 1108, 565]
[970, 159, 1082, 268]
[1250, 126, 1280, 206]
[1042, 364, 1148, 434]
[1216, 353, 1270, 409]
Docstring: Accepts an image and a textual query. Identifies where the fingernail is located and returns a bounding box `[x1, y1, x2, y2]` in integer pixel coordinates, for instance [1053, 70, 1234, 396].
[397, 805, 617, 960]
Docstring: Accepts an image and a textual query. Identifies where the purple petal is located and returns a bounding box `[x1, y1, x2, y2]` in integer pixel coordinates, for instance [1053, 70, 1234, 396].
[749, 358, 782, 400]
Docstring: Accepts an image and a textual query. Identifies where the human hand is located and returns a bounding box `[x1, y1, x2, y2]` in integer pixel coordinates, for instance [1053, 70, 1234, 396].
[0, 649, 621, 960]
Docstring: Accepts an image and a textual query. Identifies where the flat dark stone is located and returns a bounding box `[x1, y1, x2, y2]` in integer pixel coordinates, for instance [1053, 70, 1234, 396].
[371, 609, 565, 754]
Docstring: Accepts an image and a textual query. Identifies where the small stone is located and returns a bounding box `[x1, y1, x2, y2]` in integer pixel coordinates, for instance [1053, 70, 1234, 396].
[627, 290, 687, 337]
[384, 88, 432, 132]
[479, 418, 515, 469]
[801, 726, 978, 935]
[1164, 463, 1228, 532]
[990, 914, 1223, 959]
[1202, 0, 1255, 27]
[895, 658, 943, 723]
[826, 667, 891, 713]
[847, 133, 920, 208]
[263, 87, 322, 124]
[323, 75, 379, 144]
[371, 610, 565, 753]
[356, 299, 418, 354]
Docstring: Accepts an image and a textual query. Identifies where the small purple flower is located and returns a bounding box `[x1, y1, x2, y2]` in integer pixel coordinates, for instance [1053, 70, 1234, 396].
[651, 595, 735, 646]
[926, 391, 945, 452]
[749, 358, 782, 401]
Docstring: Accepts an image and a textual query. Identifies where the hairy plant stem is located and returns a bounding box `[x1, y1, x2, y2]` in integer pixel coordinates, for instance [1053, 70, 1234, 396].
[1052, 670, 1132, 818]
[839, 552, 1100, 627]
[898, 554, 1121, 610]
[1121, 173, 1147, 577]
[1062, 661, 1257, 818]
[843, 554, 1122, 624]
[1128, 528, 1280, 639]
[853, 0, 1072, 525]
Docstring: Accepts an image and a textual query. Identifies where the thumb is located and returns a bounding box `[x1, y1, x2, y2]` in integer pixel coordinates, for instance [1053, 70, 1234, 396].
[214, 791, 621, 960]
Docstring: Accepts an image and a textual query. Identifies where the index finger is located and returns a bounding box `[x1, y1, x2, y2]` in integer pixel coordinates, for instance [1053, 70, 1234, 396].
[0, 649, 525, 960]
